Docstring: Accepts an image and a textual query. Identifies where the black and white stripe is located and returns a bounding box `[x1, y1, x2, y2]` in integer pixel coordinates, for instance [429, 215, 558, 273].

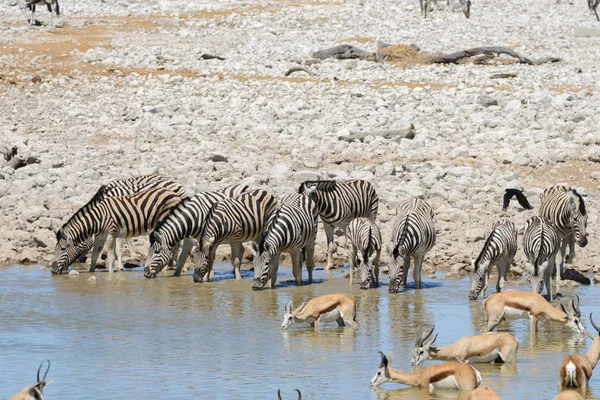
[523, 216, 560, 300]
[539, 185, 588, 278]
[469, 219, 517, 300]
[298, 179, 378, 269]
[346, 217, 382, 289]
[388, 198, 436, 293]
[52, 187, 181, 274]
[248, 193, 319, 290]
[192, 189, 277, 283]
[144, 184, 249, 278]
[27, 0, 59, 26]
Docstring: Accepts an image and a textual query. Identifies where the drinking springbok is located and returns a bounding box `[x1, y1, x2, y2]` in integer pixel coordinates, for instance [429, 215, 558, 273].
[10, 360, 50, 400]
[281, 293, 357, 331]
[370, 351, 481, 391]
[557, 313, 600, 391]
[411, 324, 518, 366]
[466, 386, 500, 400]
[481, 291, 585, 334]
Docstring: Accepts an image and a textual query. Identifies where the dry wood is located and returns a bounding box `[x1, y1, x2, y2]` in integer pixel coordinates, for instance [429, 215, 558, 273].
[490, 72, 518, 79]
[312, 45, 375, 61]
[284, 66, 314, 77]
[427, 47, 560, 65]
[340, 124, 416, 143]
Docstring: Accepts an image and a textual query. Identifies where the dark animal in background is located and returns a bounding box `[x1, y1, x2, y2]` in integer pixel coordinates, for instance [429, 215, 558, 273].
[26, 0, 59, 26]
[502, 188, 533, 211]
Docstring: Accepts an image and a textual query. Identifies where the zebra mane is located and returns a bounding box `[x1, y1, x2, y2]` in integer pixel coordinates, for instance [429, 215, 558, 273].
[258, 206, 284, 253]
[60, 185, 107, 233]
[197, 198, 222, 247]
[298, 180, 336, 194]
[571, 190, 586, 216]
[366, 224, 373, 256]
[474, 227, 496, 268]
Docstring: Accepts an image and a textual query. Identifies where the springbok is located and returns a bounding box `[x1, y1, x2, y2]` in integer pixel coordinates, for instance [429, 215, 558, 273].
[466, 386, 501, 400]
[277, 389, 301, 399]
[370, 351, 481, 391]
[553, 391, 585, 400]
[10, 360, 50, 400]
[481, 291, 585, 334]
[557, 313, 600, 391]
[411, 324, 518, 366]
[281, 293, 357, 331]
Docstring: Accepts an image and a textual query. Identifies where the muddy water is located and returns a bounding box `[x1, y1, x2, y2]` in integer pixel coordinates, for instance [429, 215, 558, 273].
[0, 265, 598, 399]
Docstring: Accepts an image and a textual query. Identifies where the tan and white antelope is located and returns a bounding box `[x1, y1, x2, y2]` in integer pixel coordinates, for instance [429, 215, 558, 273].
[10, 360, 50, 400]
[553, 391, 585, 400]
[281, 293, 357, 331]
[370, 351, 481, 391]
[411, 324, 518, 366]
[481, 291, 585, 334]
[466, 386, 501, 400]
[557, 313, 600, 391]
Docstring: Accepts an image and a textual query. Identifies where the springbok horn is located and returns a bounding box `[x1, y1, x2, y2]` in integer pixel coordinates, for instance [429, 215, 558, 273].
[295, 389, 302, 399]
[37, 359, 50, 387]
[278, 389, 282, 400]
[591, 313, 599, 334]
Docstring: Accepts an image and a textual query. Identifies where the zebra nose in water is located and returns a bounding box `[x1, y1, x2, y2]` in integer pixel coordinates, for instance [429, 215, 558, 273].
[469, 291, 478, 300]
[252, 280, 265, 290]
[192, 271, 203, 283]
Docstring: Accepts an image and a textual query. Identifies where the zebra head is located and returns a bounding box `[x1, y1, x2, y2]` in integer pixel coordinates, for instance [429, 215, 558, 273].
[526, 261, 545, 294]
[469, 258, 490, 300]
[387, 246, 407, 293]
[570, 191, 588, 248]
[411, 324, 437, 366]
[51, 230, 93, 274]
[358, 250, 377, 290]
[246, 242, 276, 290]
[143, 231, 171, 278]
[192, 239, 213, 283]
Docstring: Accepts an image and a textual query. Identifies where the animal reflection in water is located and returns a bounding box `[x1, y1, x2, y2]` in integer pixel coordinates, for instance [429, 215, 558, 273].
[9, 360, 50, 400]
[282, 294, 357, 331]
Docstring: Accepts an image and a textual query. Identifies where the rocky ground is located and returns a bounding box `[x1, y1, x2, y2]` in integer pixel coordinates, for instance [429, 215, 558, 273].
[1, 0, 599, 281]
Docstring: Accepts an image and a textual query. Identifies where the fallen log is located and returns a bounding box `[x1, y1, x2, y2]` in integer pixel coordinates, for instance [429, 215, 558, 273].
[312, 45, 375, 61]
[284, 66, 314, 77]
[340, 124, 416, 143]
[427, 46, 560, 65]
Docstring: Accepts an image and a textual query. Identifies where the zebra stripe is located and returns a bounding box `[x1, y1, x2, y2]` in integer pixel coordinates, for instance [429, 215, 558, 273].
[298, 179, 378, 269]
[103, 173, 187, 199]
[388, 198, 436, 293]
[523, 216, 559, 299]
[469, 219, 517, 300]
[346, 217, 382, 289]
[144, 184, 249, 278]
[52, 187, 181, 274]
[192, 189, 277, 283]
[539, 185, 588, 275]
[250, 193, 318, 290]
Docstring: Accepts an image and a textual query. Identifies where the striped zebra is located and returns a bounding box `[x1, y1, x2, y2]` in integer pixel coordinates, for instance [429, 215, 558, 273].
[298, 180, 378, 270]
[388, 198, 436, 293]
[143, 184, 249, 278]
[539, 185, 588, 279]
[52, 174, 186, 273]
[522, 216, 560, 300]
[246, 193, 318, 290]
[192, 189, 277, 283]
[51, 187, 181, 274]
[468, 220, 517, 300]
[346, 217, 382, 289]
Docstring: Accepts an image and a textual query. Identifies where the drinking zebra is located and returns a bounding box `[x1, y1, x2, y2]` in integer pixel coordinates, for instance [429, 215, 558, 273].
[522, 216, 559, 300]
[247, 193, 318, 290]
[51, 187, 182, 274]
[388, 197, 436, 292]
[143, 184, 249, 278]
[298, 180, 378, 270]
[52, 173, 186, 273]
[539, 185, 588, 277]
[346, 217, 382, 289]
[192, 189, 277, 283]
[469, 220, 517, 300]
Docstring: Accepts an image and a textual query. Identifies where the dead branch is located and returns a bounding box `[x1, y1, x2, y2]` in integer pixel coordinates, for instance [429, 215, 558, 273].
[200, 53, 225, 61]
[340, 124, 416, 143]
[490, 72, 518, 79]
[312, 45, 375, 61]
[284, 67, 314, 77]
[427, 47, 560, 65]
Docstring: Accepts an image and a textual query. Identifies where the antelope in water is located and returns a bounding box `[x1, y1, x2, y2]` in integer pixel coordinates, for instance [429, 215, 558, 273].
[411, 324, 518, 366]
[481, 291, 585, 334]
[466, 386, 501, 400]
[281, 294, 357, 331]
[557, 313, 600, 391]
[10, 360, 50, 400]
[553, 391, 585, 400]
[370, 351, 481, 391]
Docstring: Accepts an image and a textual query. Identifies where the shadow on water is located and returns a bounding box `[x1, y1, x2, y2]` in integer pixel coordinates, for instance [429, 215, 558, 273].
[2, 265, 600, 399]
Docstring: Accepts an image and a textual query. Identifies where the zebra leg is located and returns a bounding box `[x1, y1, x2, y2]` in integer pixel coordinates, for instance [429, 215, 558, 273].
[269, 255, 280, 289]
[544, 265, 553, 301]
[305, 243, 315, 285]
[105, 235, 118, 273]
[231, 243, 244, 280]
[413, 254, 424, 290]
[174, 238, 194, 276]
[349, 245, 358, 286]
[168, 241, 181, 269]
[373, 251, 380, 287]
[89, 235, 107, 273]
[31, 6, 35, 25]
[496, 263, 508, 293]
[565, 234, 575, 264]
[402, 257, 410, 288]
[205, 247, 217, 281]
[557, 238, 568, 282]
[115, 238, 124, 271]
[291, 250, 302, 286]
[324, 223, 336, 270]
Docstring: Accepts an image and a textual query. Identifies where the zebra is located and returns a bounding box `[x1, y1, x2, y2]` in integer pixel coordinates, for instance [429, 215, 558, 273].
[246, 193, 318, 290]
[346, 217, 382, 290]
[143, 184, 249, 278]
[388, 198, 436, 293]
[539, 185, 588, 279]
[52, 173, 186, 273]
[298, 180, 378, 270]
[51, 187, 181, 274]
[26, 0, 59, 26]
[192, 189, 277, 283]
[469, 219, 517, 300]
[522, 216, 560, 300]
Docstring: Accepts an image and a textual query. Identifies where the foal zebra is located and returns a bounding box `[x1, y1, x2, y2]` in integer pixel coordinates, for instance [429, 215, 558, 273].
[143, 184, 249, 278]
[52, 187, 181, 274]
[298, 180, 378, 270]
[247, 193, 318, 290]
[388, 198, 436, 292]
[469, 220, 517, 300]
[192, 189, 277, 283]
[539, 185, 588, 277]
[346, 217, 382, 289]
[523, 216, 559, 300]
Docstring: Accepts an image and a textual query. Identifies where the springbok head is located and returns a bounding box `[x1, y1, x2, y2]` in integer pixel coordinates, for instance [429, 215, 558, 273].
[411, 324, 438, 366]
[560, 295, 585, 334]
[370, 351, 393, 386]
[469, 257, 490, 300]
[277, 389, 301, 399]
[10, 360, 50, 400]
[281, 301, 306, 330]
